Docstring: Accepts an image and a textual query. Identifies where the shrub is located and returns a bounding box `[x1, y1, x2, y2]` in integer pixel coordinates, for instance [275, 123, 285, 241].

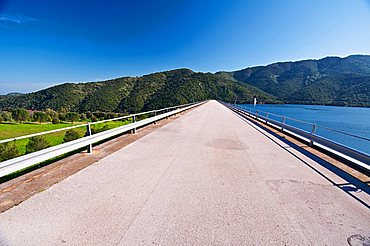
[52, 117, 60, 124]
[101, 124, 109, 131]
[91, 116, 98, 122]
[63, 130, 80, 142]
[86, 112, 93, 119]
[80, 113, 87, 121]
[65, 112, 80, 123]
[90, 126, 99, 134]
[0, 142, 19, 162]
[58, 113, 66, 121]
[90, 124, 109, 134]
[26, 136, 50, 154]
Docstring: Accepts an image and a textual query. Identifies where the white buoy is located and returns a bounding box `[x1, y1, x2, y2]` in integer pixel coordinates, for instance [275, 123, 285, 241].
[253, 97, 257, 107]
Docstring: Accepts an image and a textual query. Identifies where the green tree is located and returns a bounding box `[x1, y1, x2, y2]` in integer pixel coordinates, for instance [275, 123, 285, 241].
[93, 111, 106, 120]
[105, 112, 117, 119]
[0, 142, 20, 162]
[59, 107, 69, 114]
[1, 111, 12, 122]
[26, 136, 50, 154]
[63, 130, 80, 142]
[12, 108, 30, 123]
[33, 111, 48, 123]
[65, 112, 80, 123]
[45, 108, 58, 118]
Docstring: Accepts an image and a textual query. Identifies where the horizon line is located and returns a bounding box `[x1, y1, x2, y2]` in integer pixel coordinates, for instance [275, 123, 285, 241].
[2, 53, 369, 95]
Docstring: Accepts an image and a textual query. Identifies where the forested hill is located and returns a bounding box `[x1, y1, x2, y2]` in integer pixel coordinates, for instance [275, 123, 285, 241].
[1, 55, 369, 112]
[0, 69, 275, 113]
[221, 55, 370, 107]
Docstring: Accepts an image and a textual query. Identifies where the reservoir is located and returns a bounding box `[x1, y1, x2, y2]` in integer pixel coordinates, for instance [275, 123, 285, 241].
[238, 104, 370, 155]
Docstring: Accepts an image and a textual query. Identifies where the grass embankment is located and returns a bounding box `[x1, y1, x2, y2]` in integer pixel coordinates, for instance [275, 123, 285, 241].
[0, 120, 132, 155]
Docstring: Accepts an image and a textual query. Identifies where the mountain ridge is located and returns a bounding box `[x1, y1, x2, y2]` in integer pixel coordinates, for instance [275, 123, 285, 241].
[221, 54, 370, 106]
[0, 69, 275, 113]
[1, 55, 369, 112]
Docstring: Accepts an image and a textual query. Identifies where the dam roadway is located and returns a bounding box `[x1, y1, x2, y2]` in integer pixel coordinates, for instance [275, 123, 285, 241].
[0, 100, 369, 245]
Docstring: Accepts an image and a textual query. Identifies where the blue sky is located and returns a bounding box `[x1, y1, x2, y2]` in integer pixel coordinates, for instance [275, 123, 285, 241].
[1, 0, 370, 94]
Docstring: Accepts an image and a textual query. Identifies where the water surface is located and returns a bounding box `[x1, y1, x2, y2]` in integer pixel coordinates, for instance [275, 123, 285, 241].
[239, 104, 370, 154]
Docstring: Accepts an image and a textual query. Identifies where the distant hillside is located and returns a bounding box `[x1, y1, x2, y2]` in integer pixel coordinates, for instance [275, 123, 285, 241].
[6, 92, 23, 96]
[0, 69, 275, 113]
[1, 55, 369, 112]
[222, 55, 370, 106]
[0, 92, 23, 100]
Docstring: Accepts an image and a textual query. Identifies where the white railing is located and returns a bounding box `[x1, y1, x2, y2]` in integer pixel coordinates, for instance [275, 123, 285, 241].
[223, 102, 370, 173]
[0, 102, 200, 145]
[0, 101, 204, 178]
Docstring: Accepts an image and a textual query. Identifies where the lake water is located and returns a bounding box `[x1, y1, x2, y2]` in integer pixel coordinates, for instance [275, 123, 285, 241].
[238, 104, 370, 155]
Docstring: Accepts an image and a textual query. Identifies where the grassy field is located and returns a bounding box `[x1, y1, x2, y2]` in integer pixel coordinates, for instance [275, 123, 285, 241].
[0, 120, 132, 155]
[0, 123, 78, 140]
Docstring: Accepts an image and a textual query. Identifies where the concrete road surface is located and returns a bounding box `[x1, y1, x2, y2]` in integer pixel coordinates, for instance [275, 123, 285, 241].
[0, 100, 369, 245]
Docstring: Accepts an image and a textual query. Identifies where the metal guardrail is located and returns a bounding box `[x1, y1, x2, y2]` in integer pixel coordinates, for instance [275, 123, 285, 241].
[223, 102, 370, 172]
[0, 102, 199, 145]
[0, 101, 204, 178]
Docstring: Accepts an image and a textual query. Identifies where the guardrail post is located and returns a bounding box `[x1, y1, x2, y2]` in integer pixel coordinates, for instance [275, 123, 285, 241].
[86, 123, 93, 153]
[154, 110, 157, 125]
[132, 115, 137, 134]
[266, 112, 269, 124]
[281, 117, 286, 132]
[310, 124, 317, 146]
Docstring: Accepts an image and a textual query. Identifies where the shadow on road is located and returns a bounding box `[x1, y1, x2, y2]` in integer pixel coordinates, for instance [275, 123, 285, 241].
[232, 111, 370, 210]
